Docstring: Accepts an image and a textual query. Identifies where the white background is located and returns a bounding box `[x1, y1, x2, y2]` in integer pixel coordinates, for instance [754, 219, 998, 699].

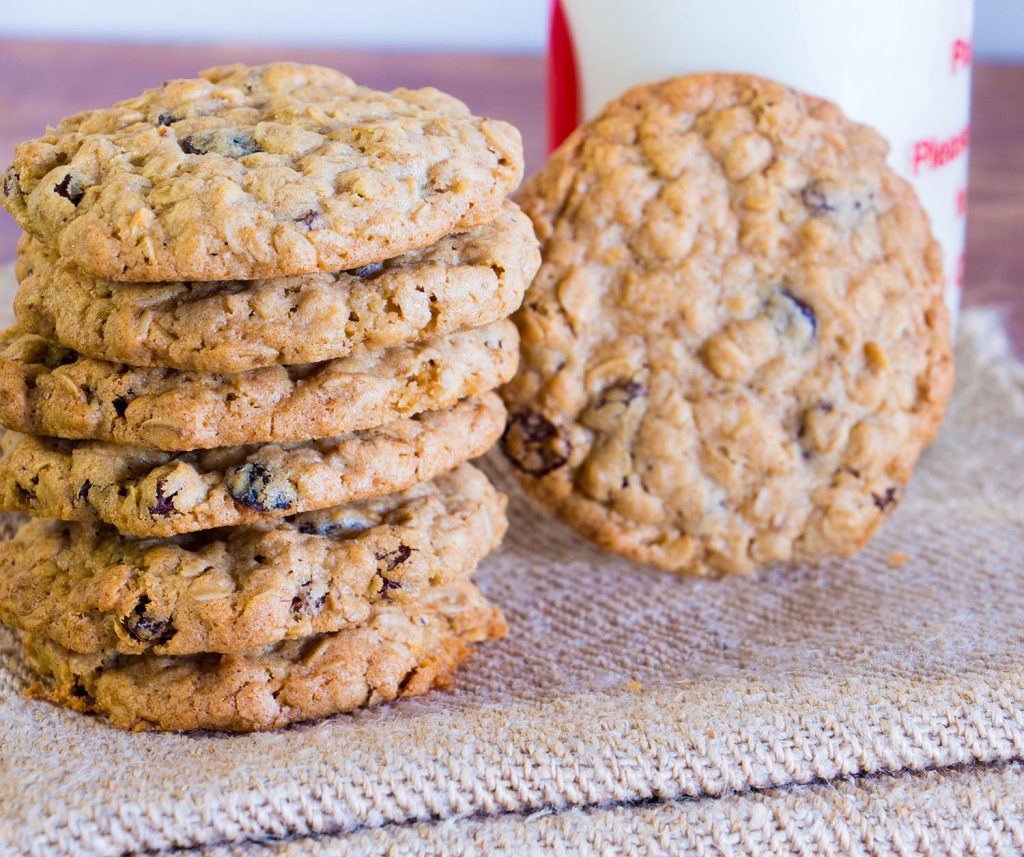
[1, 0, 1021, 57]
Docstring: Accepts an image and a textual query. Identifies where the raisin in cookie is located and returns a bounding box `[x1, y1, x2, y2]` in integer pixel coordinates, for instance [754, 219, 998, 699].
[502, 73, 953, 576]
[14, 201, 539, 372]
[0, 394, 505, 537]
[22, 579, 505, 732]
[0, 463, 506, 656]
[0, 321, 517, 450]
[1, 62, 523, 282]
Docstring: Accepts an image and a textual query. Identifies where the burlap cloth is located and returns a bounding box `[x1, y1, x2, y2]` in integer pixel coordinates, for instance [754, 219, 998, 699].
[1, 258, 1022, 855]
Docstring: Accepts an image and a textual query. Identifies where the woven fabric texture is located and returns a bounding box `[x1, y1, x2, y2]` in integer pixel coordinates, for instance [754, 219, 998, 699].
[0, 254, 1022, 856]
[198, 762, 1024, 856]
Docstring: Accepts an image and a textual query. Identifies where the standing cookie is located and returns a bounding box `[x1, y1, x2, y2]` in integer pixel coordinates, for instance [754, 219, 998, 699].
[503, 74, 952, 576]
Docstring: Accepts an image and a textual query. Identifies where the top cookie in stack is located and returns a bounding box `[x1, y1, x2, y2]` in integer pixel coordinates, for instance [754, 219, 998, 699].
[1, 62, 523, 282]
[0, 63, 539, 731]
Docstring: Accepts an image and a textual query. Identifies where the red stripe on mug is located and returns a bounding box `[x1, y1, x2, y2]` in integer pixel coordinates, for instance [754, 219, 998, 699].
[547, 0, 580, 153]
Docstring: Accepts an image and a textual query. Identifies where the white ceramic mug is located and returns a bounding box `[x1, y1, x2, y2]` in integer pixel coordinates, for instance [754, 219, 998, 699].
[549, 0, 974, 324]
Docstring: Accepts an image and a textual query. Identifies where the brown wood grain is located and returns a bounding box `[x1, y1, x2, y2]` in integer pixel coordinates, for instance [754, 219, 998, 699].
[962, 64, 1024, 348]
[0, 41, 1021, 348]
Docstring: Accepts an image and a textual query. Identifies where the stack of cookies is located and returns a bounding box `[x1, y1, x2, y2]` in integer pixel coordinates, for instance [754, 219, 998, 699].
[0, 63, 539, 731]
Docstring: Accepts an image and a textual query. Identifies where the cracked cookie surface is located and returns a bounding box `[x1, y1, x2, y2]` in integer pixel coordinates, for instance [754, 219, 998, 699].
[0, 463, 507, 656]
[0, 321, 518, 450]
[1, 62, 523, 282]
[0, 394, 505, 536]
[23, 578, 506, 732]
[503, 73, 953, 576]
[14, 201, 539, 372]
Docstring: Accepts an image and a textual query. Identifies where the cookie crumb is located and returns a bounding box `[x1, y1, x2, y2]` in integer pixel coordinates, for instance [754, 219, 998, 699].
[626, 679, 643, 693]
[888, 551, 910, 566]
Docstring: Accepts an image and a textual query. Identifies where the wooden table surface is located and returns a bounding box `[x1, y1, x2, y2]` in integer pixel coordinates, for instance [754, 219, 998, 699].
[1, 40, 1022, 349]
